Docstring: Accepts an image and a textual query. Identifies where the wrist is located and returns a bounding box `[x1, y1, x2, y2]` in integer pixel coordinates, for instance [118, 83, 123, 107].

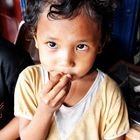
[38, 101, 54, 116]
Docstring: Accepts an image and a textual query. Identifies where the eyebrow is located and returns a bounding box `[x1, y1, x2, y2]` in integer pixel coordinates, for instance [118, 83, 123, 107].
[45, 35, 59, 40]
[45, 35, 94, 42]
[43, 32, 98, 44]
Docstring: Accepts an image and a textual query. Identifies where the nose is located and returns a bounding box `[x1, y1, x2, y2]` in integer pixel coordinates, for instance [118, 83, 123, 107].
[58, 49, 75, 67]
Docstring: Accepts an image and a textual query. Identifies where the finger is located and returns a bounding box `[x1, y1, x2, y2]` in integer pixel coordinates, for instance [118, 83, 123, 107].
[47, 75, 71, 99]
[51, 81, 71, 107]
[56, 94, 67, 107]
[41, 76, 71, 106]
[40, 74, 62, 97]
[41, 86, 67, 107]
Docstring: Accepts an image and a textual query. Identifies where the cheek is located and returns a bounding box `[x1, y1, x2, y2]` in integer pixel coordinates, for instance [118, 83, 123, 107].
[84, 51, 97, 65]
[39, 50, 56, 70]
[77, 54, 97, 74]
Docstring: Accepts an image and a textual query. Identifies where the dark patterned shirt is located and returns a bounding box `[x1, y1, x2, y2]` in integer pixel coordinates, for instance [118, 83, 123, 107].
[0, 37, 34, 128]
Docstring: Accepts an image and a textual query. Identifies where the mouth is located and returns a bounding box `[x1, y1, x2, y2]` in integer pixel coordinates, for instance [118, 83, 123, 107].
[49, 70, 74, 80]
[59, 73, 72, 81]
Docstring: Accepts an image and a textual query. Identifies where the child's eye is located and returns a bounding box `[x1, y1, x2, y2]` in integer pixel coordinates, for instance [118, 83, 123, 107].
[47, 41, 57, 48]
[76, 44, 88, 51]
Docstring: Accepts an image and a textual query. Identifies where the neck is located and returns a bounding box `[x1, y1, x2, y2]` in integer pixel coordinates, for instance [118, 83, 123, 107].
[64, 70, 98, 106]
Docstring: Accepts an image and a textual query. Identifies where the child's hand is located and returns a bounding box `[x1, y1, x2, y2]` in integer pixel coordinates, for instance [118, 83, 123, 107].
[39, 74, 71, 113]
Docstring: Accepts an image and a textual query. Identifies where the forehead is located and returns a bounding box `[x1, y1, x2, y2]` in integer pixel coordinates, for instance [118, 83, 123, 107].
[36, 8, 101, 41]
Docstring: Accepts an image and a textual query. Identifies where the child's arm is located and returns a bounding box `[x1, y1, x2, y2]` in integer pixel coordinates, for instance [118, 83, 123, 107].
[19, 74, 71, 140]
[19, 105, 53, 140]
[0, 117, 19, 140]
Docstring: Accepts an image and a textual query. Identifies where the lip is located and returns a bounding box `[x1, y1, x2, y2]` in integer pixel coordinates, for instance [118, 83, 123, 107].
[50, 70, 70, 75]
[50, 69, 72, 74]
[50, 70, 74, 80]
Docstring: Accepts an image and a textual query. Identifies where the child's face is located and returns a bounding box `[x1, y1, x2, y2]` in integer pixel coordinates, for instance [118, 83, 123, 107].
[35, 9, 101, 80]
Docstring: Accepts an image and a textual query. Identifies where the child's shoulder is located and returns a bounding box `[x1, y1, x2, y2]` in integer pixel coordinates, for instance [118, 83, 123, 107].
[98, 69, 120, 90]
[16, 64, 46, 89]
[97, 70, 122, 102]
[22, 64, 42, 72]
[19, 64, 43, 79]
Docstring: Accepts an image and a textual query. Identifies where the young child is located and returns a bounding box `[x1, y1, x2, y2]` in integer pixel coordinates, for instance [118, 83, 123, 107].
[14, 0, 129, 139]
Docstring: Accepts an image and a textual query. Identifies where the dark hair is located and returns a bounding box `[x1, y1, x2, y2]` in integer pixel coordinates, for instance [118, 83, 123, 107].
[25, 0, 117, 46]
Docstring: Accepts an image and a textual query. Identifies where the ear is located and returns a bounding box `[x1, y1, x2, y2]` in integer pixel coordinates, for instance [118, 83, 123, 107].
[97, 34, 110, 54]
[33, 36, 38, 49]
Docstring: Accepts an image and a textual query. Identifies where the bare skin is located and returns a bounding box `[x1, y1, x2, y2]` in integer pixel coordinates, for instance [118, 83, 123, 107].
[0, 117, 19, 140]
